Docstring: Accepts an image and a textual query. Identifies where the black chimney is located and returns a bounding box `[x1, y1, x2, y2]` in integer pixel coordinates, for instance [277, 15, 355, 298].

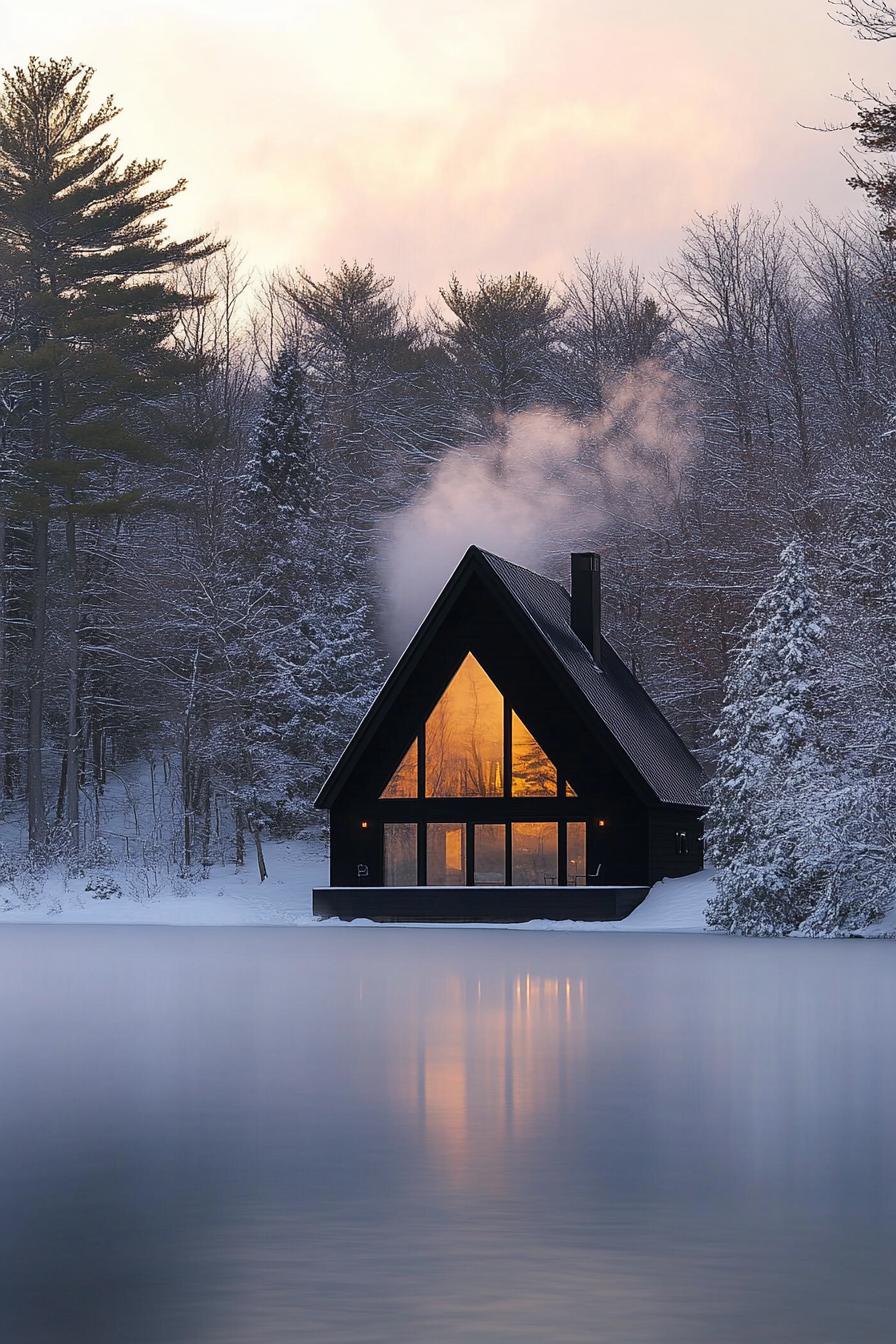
[570, 553, 601, 664]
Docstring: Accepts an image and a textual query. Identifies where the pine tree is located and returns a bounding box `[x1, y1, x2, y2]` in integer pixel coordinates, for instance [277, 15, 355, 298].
[705, 539, 831, 935]
[438, 272, 563, 427]
[0, 57, 213, 849]
[281, 260, 434, 514]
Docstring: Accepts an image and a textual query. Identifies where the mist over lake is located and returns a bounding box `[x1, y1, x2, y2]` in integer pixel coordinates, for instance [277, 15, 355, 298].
[1, 927, 893, 1344]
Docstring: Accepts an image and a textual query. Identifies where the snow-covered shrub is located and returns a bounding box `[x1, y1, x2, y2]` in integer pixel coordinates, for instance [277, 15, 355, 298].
[85, 874, 122, 901]
[66, 836, 115, 879]
[26, 825, 76, 874]
[124, 865, 164, 903]
[0, 843, 19, 887]
[9, 868, 40, 910]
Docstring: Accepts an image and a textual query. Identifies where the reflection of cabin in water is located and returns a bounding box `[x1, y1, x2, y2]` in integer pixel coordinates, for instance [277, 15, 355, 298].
[313, 548, 705, 923]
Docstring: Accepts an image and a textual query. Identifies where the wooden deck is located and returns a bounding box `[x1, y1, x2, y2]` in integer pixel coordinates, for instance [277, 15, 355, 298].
[312, 885, 649, 924]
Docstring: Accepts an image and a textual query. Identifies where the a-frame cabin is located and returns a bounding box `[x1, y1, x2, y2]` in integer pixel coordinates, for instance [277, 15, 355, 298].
[313, 548, 705, 922]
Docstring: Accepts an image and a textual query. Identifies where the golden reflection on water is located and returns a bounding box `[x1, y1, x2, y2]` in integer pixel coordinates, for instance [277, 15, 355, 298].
[395, 973, 586, 1187]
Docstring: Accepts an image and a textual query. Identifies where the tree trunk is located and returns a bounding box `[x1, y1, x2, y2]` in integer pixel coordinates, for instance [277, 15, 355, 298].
[65, 509, 80, 849]
[27, 508, 48, 848]
[234, 808, 245, 867]
[181, 645, 200, 873]
[199, 765, 211, 866]
[248, 809, 267, 883]
[55, 752, 66, 824]
[92, 720, 104, 792]
[0, 509, 6, 809]
[182, 717, 192, 871]
[2, 681, 13, 802]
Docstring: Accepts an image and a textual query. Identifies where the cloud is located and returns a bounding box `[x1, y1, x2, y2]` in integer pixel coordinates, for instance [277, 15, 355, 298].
[5, 0, 880, 295]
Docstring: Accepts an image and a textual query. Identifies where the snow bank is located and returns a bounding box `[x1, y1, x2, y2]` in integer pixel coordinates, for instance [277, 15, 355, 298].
[609, 869, 713, 933]
[498, 869, 715, 934]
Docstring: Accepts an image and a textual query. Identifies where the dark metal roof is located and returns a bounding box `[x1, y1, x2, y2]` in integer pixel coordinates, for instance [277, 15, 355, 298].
[477, 549, 705, 808]
[317, 545, 705, 809]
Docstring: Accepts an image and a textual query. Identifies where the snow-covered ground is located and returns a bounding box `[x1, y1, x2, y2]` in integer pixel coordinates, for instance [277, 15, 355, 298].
[862, 903, 896, 938]
[0, 826, 890, 935]
[0, 837, 328, 926]
[0, 839, 713, 933]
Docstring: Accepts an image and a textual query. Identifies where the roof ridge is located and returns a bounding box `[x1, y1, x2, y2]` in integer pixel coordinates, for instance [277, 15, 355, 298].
[477, 547, 568, 592]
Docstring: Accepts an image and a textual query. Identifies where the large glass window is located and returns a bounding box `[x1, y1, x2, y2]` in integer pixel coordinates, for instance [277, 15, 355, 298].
[380, 739, 418, 799]
[511, 822, 558, 886]
[384, 823, 417, 885]
[474, 824, 506, 885]
[511, 711, 557, 797]
[567, 821, 586, 885]
[427, 823, 466, 885]
[425, 654, 503, 797]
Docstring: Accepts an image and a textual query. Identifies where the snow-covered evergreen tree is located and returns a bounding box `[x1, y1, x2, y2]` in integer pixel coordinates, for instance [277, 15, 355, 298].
[259, 540, 383, 816]
[705, 539, 831, 935]
[236, 347, 382, 833]
[799, 482, 896, 934]
[242, 347, 324, 527]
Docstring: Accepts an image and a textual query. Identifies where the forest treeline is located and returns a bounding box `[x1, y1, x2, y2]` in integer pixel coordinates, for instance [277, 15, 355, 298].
[1, 27, 896, 929]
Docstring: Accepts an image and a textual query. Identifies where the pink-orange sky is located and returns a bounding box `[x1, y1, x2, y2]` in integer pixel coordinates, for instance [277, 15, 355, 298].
[6, 1, 893, 294]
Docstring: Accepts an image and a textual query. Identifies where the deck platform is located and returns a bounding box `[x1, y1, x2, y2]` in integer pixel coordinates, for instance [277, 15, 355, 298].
[312, 885, 649, 924]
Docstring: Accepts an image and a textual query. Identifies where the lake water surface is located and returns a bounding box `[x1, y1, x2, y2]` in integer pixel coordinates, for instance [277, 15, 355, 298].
[0, 927, 893, 1343]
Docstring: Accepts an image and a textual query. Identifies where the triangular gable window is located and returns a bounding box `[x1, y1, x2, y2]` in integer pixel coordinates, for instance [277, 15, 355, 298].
[511, 712, 558, 797]
[380, 739, 418, 798]
[425, 653, 503, 797]
[380, 652, 566, 800]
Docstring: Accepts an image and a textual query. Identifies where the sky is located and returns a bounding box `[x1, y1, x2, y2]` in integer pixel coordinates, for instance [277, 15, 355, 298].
[4, 0, 894, 297]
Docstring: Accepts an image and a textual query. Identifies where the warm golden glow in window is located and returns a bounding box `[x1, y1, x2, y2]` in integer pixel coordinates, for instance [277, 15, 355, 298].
[425, 654, 503, 797]
[427, 822, 466, 885]
[380, 739, 418, 798]
[511, 822, 558, 886]
[510, 711, 557, 797]
[384, 823, 417, 885]
[474, 824, 506, 885]
[564, 781, 577, 798]
[567, 821, 586, 885]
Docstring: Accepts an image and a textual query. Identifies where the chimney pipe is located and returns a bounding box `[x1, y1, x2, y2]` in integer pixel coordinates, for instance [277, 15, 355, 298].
[570, 553, 601, 665]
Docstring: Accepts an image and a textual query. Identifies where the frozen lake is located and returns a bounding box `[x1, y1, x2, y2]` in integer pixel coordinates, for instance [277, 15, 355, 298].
[0, 928, 893, 1343]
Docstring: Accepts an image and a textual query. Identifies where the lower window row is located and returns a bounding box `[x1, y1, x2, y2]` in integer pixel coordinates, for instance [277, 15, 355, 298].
[383, 821, 587, 887]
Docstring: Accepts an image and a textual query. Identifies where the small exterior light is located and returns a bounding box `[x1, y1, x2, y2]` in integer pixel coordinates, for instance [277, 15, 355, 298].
[360, 819, 369, 829]
[597, 818, 606, 828]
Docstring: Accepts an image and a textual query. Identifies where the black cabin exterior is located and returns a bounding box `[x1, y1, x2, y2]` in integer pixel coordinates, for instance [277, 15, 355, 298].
[313, 548, 705, 922]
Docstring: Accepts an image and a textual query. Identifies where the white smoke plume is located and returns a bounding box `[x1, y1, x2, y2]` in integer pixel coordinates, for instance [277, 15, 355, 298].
[378, 360, 695, 651]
